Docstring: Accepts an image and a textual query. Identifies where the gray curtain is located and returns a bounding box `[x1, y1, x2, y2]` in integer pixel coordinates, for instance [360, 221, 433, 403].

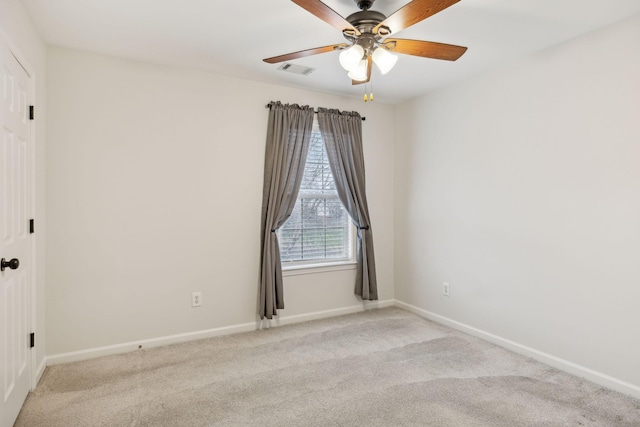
[260, 102, 315, 319]
[317, 108, 378, 300]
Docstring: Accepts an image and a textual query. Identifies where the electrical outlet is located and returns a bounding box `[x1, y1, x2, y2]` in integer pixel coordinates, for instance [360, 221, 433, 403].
[192, 292, 202, 307]
[442, 282, 450, 297]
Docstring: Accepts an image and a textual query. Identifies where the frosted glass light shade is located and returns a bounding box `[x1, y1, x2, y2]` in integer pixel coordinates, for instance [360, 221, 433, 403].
[372, 47, 398, 74]
[347, 59, 368, 81]
[339, 45, 364, 72]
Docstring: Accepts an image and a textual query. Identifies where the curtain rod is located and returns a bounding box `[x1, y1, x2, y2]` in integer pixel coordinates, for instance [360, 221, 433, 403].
[265, 104, 365, 121]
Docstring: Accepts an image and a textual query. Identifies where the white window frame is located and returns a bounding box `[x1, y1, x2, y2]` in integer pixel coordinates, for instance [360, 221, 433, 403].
[279, 124, 356, 274]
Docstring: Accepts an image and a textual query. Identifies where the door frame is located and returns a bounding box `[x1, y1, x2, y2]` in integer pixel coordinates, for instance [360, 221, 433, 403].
[0, 28, 39, 391]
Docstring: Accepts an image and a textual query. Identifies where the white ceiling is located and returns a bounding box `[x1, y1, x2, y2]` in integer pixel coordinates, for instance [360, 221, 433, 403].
[21, 0, 640, 104]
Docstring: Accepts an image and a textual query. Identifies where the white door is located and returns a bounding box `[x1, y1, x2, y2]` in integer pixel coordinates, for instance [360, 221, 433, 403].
[0, 41, 32, 427]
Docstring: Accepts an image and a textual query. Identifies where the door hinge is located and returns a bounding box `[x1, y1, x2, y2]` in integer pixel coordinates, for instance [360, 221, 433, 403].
[29, 105, 34, 120]
[29, 219, 35, 234]
[30, 332, 35, 348]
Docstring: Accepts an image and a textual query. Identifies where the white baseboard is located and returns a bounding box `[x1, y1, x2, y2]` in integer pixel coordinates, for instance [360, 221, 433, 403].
[394, 300, 640, 400]
[46, 299, 395, 366]
[46, 321, 258, 365]
[259, 299, 395, 329]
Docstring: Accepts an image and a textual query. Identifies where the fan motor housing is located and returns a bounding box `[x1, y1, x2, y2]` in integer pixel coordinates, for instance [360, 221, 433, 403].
[346, 10, 386, 33]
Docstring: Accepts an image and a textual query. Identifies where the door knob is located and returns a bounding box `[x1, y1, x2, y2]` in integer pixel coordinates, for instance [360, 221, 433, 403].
[1, 258, 19, 271]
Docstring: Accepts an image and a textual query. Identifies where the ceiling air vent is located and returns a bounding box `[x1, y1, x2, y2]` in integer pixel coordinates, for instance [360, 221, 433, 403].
[278, 63, 315, 76]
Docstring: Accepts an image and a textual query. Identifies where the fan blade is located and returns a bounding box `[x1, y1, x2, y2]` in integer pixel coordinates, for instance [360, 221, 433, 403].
[352, 55, 372, 85]
[374, 0, 460, 35]
[292, 0, 359, 34]
[263, 44, 349, 64]
[386, 38, 467, 61]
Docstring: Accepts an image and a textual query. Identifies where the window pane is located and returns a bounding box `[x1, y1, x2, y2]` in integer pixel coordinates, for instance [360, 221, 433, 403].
[299, 133, 336, 193]
[279, 130, 351, 264]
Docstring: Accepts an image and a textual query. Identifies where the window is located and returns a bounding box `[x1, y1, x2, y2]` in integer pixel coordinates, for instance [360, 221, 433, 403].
[278, 126, 354, 266]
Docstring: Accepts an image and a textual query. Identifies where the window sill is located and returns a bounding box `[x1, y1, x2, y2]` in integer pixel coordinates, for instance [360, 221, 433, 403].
[282, 261, 357, 277]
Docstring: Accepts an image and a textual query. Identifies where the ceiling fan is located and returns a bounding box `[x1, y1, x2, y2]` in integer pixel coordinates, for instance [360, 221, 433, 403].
[263, 0, 467, 86]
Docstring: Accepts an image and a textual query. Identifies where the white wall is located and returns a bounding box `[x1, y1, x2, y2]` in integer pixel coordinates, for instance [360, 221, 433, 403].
[0, 0, 47, 378]
[394, 13, 640, 392]
[46, 47, 394, 356]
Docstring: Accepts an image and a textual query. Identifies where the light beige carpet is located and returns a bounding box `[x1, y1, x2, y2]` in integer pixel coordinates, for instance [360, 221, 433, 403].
[16, 308, 640, 426]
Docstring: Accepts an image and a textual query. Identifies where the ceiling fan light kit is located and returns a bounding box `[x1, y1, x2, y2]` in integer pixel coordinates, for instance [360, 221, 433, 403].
[340, 42, 398, 76]
[264, 0, 468, 100]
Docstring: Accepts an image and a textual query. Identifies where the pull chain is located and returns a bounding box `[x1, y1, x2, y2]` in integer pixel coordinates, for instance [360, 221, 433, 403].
[363, 82, 374, 102]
